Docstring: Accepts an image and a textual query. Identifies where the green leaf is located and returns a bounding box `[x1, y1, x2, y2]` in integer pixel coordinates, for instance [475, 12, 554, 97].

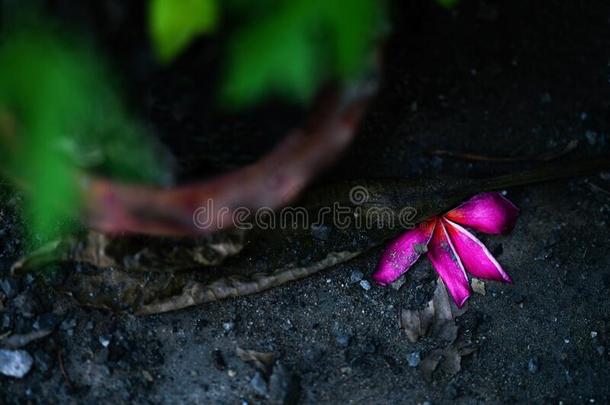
[222, 5, 317, 106]
[435, 0, 460, 8]
[149, 0, 218, 63]
[222, 0, 383, 107]
[319, 0, 381, 77]
[0, 28, 168, 244]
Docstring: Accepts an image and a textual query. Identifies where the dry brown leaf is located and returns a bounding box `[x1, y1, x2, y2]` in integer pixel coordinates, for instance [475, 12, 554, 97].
[419, 340, 477, 381]
[400, 280, 467, 343]
[236, 347, 276, 375]
[12, 229, 245, 276]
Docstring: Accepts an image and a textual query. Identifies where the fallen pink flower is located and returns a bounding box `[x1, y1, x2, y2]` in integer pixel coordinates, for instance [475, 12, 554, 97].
[373, 192, 519, 307]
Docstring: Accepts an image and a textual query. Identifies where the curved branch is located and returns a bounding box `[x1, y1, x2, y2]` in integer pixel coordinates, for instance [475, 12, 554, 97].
[82, 82, 376, 236]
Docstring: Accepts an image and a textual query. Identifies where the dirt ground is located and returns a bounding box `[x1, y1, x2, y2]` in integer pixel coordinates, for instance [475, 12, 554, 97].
[1, 0, 610, 403]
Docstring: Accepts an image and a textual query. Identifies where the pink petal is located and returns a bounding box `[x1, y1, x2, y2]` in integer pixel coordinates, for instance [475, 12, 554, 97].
[445, 192, 519, 235]
[427, 219, 470, 308]
[443, 218, 512, 283]
[372, 220, 436, 286]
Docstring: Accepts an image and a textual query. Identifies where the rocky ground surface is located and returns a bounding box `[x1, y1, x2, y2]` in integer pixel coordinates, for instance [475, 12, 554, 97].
[1, 0, 610, 403]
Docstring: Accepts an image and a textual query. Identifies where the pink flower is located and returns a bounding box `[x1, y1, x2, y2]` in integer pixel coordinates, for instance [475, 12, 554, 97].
[372, 192, 519, 307]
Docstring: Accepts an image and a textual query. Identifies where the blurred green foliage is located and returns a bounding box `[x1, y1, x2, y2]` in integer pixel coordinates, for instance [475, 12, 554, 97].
[149, 0, 218, 63]
[222, 0, 382, 106]
[435, 0, 460, 8]
[0, 28, 166, 244]
[0, 0, 388, 243]
[148, 0, 383, 107]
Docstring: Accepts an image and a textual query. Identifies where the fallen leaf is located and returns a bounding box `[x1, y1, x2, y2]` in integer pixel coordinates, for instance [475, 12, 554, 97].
[400, 279, 467, 343]
[137, 250, 359, 315]
[400, 299, 434, 343]
[419, 340, 477, 382]
[12, 229, 245, 275]
[236, 347, 276, 375]
[418, 349, 444, 381]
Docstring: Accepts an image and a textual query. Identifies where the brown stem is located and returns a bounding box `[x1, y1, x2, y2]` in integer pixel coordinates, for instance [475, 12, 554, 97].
[82, 83, 376, 236]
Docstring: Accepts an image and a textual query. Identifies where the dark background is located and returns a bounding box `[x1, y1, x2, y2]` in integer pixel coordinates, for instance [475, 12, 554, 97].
[1, 0, 609, 403]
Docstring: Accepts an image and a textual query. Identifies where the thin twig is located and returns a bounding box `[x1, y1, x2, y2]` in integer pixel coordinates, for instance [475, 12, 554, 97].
[589, 182, 610, 196]
[57, 349, 73, 389]
[429, 140, 578, 162]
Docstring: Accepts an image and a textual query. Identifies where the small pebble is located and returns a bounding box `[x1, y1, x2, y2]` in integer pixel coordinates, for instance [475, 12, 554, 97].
[340, 366, 352, 375]
[2, 314, 11, 329]
[591, 331, 598, 339]
[99, 336, 111, 348]
[223, 322, 235, 332]
[528, 357, 539, 374]
[0, 279, 19, 299]
[0, 349, 33, 378]
[359, 280, 371, 291]
[585, 130, 598, 146]
[350, 271, 364, 284]
[335, 334, 351, 348]
[142, 370, 154, 382]
[564, 369, 574, 384]
[250, 372, 268, 397]
[471, 279, 486, 295]
[407, 351, 421, 367]
[33, 313, 58, 331]
[228, 369, 237, 378]
[60, 319, 76, 331]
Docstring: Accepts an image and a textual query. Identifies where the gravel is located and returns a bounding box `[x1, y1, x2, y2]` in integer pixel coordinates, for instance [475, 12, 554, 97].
[1, 1, 610, 403]
[407, 352, 421, 367]
[0, 349, 33, 378]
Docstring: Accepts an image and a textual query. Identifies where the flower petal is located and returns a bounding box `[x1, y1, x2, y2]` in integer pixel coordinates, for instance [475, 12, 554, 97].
[445, 192, 519, 234]
[427, 219, 470, 308]
[372, 220, 436, 286]
[443, 218, 512, 283]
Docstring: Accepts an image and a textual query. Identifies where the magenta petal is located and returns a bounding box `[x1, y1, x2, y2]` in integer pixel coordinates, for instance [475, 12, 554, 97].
[443, 218, 512, 283]
[445, 192, 519, 235]
[372, 220, 436, 286]
[427, 220, 470, 308]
